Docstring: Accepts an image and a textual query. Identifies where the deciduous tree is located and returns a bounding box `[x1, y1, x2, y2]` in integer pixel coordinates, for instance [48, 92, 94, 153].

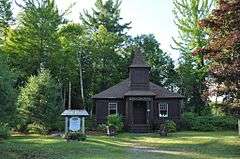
[127, 34, 178, 90]
[172, 0, 215, 113]
[196, 0, 240, 121]
[4, 0, 63, 82]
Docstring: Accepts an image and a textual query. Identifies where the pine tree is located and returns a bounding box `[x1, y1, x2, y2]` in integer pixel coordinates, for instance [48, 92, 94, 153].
[17, 70, 63, 132]
[0, 54, 16, 126]
[80, 0, 131, 36]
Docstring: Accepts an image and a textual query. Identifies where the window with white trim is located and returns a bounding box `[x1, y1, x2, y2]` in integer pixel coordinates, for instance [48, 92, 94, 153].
[159, 103, 168, 117]
[108, 102, 118, 115]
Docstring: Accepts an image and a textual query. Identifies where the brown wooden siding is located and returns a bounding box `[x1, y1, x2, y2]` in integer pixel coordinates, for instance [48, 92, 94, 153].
[95, 99, 125, 123]
[95, 98, 182, 132]
[153, 98, 181, 125]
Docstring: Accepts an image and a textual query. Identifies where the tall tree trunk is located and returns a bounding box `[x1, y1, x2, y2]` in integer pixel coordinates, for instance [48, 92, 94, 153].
[63, 87, 66, 109]
[238, 119, 240, 136]
[78, 51, 85, 108]
[68, 81, 71, 109]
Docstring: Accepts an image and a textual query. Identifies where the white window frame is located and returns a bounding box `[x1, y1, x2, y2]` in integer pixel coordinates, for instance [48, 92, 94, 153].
[108, 102, 118, 115]
[159, 103, 168, 117]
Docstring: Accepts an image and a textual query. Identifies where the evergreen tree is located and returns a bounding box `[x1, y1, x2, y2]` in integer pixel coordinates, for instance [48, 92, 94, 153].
[80, 0, 131, 36]
[172, 0, 215, 113]
[17, 70, 63, 132]
[0, 54, 16, 126]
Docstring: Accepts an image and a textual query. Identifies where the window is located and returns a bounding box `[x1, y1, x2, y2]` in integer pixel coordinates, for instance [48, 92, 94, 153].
[159, 103, 168, 117]
[108, 102, 118, 115]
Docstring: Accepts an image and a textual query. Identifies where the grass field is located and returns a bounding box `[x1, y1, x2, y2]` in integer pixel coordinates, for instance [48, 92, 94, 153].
[0, 131, 239, 159]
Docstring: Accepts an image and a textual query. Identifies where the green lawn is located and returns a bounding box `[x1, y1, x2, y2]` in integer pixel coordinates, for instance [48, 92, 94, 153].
[0, 131, 239, 159]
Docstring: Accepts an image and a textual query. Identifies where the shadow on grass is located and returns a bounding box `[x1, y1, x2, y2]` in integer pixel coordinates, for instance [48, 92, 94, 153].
[0, 131, 239, 159]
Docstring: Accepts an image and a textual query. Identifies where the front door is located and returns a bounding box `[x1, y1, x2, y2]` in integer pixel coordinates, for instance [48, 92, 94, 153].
[133, 101, 147, 124]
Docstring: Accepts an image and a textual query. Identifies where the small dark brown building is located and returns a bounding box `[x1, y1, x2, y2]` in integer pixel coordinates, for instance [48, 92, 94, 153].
[92, 50, 184, 132]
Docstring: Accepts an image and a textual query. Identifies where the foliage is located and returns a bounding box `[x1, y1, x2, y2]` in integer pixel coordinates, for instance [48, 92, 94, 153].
[90, 25, 128, 93]
[0, 123, 10, 139]
[173, 0, 215, 113]
[0, 54, 16, 126]
[107, 114, 123, 132]
[96, 124, 107, 133]
[4, 0, 63, 81]
[126, 34, 178, 90]
[27, 123, 48, 135]
[85, 116, 96, 131]
[64, 132, 86, 141]
[79, 0, 131, 109]
[58, 23, 88, 106]
[80, 0, 131, 36]
[164, 120, 177, 133]
[181, 112, 237, 131]
[196, 0, 240, 117]
[0, 0, 13, 43]
[17, 70, 63, 133]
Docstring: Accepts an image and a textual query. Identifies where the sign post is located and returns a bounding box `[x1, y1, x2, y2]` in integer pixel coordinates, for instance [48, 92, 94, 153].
[61, 109, 89, 134]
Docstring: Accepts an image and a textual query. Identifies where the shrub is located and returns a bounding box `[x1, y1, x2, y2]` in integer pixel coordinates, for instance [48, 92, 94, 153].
[181, 112, 237, 131]
[64, 132, 86, 141]
[165, 120, 176, 133]
[180, 112, 195, 130]
[27, 123, 48, 135]
[17, 70, 64, 133]
[107, 114, 123, 132]
[191, 116, 216, 131]
[96, 124, 107, 133]
[0, 123, 11, 139]
[86, 116, 96, 131]
[214, 116, 237, 130]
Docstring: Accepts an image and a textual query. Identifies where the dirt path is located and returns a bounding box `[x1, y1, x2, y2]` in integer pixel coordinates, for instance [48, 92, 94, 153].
[130, 146, 183, 155]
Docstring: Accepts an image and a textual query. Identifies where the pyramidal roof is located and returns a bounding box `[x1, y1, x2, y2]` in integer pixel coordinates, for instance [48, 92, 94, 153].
[92, 49, 184, 99]
[129, 49, 150, 68]
[92, 78, 184, 99]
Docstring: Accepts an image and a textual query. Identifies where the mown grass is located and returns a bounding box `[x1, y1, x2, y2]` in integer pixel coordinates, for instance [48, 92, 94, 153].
[0, 131, 239, 159]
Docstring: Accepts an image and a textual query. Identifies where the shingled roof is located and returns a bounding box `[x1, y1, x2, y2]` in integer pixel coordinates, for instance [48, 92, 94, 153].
[92, 50, 184, 99]
[92, 78, 184, 99]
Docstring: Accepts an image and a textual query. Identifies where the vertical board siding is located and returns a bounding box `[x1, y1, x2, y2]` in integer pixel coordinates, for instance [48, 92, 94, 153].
[96, 99, 126, 124]
[95, 98, 182, 131]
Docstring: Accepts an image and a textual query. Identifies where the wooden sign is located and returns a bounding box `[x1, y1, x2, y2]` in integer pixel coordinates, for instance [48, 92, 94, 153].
[69, 117, 81, 131]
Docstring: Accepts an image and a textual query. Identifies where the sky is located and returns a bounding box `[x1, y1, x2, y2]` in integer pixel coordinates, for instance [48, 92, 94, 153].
[13, 0, 180, 61]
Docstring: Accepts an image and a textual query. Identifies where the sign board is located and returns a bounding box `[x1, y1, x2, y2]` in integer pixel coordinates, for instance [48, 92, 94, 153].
[69, 117, 81, 131]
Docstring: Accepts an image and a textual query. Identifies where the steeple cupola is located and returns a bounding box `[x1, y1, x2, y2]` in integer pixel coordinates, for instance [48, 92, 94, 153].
[129, 50, 150, 90]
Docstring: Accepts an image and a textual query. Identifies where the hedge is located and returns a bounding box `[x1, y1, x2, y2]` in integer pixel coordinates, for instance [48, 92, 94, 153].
[180, 112, 237, 131]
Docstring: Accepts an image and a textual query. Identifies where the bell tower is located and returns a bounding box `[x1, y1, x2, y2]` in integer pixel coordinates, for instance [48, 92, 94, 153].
[129, 50, 151, 90]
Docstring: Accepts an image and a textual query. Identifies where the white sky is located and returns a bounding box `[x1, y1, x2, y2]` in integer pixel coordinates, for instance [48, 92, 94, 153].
[13, 0, 180, 61]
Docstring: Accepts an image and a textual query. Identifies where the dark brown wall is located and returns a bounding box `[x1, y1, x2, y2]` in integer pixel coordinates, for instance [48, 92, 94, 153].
[95, 99, 125, 123]
[129, 67, 150, 90]
[153, 98, 181, 125]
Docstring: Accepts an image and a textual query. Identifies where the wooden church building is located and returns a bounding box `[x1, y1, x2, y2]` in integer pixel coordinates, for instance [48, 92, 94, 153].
[92, 50, 184, 132]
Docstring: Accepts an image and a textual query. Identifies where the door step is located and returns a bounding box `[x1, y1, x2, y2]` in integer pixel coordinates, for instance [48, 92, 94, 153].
[129, 124, 152, 133]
